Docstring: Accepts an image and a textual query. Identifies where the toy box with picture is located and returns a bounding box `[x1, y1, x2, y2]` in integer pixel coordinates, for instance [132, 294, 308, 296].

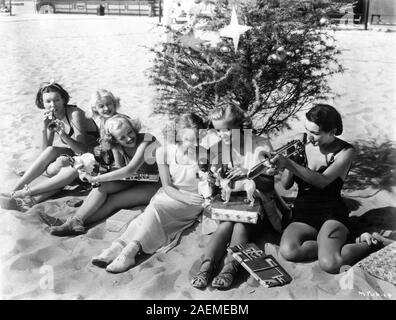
[209, 193, 261, 224]
[228, 243, 292, 287]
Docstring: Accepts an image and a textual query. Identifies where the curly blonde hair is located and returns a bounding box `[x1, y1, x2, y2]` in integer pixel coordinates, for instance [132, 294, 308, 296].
[87, 89, 120, 119]
[100, 114, 141, 151]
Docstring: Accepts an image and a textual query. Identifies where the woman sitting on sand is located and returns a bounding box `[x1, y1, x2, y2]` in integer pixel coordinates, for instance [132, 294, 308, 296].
[2, 88, 122, 208]
[191, 104, 281, 290]
[272, 104, 379, 274]
[50, 113, 161, 236]
[90, 113, 209, 273]
[1, 82, 100, 209]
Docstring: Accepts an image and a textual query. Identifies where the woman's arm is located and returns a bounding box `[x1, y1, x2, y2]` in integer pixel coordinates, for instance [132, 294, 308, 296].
[111, 148, 126, 169]
[280, 169, 295, 190]
[273, 147, 355, 189]
[42, 127, 55, 149]
[58, 108, 91, 154]
[91, 141, 153, 183]
[42, 116, 55, 149]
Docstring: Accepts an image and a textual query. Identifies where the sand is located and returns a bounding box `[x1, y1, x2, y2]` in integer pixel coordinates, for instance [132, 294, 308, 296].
[0, 14, 395, 300]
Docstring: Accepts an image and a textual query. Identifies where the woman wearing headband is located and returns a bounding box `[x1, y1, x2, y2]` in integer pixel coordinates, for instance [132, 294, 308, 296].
[2, 82, 99, 209]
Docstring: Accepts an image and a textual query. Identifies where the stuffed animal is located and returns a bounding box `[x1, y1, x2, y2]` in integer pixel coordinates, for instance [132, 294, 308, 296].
[72, 153, 99, 178]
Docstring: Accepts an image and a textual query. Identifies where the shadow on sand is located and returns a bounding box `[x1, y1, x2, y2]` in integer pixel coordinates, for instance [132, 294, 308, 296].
[349, 206, 396, 238]
[343, 139, 396, 196]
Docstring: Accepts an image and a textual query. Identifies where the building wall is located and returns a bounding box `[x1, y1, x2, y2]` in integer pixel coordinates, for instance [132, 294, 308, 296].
[35, 0, 162, 16]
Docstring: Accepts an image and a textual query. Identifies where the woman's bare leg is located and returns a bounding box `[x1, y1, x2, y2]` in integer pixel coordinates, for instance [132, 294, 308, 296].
[203, 221, 234, 262]
[83, 182, 160, 225]
[317, 220, 374, 274]
[13, 146, 73, 191]
[13, 167, 78, 199]
[280, 222, 319, 262]
[191, 222, 234, 288]
[212, 222, 252, 288]
[49, 180, 135, 236]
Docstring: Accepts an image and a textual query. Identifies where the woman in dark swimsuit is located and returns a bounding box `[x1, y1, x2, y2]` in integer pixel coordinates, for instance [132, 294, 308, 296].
[271, 104, 377, 274]
[3, 82, 99, 208]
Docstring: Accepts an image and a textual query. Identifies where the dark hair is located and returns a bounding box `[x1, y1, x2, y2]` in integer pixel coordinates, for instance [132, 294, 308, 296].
[35, 82, 70, 109]
[305, 104, 343, 135]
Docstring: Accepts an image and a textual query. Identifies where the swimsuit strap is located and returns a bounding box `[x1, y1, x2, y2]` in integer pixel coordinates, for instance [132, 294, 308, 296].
[64, 105, 75, 137]
[328, 142, 354, 165]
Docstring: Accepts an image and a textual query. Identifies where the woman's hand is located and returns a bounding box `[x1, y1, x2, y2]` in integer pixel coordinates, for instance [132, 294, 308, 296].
[93, 145, 102, 158]
[270, 154, 290, 170]
[184, 193, 204, 206]
[226, 167, 248, 180]
[78, 172, 95, 184]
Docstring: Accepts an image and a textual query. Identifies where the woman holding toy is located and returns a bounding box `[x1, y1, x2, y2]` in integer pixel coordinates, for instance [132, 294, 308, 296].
[191, 104, 284, 290]
[273, 104, 377, 274]
[0, 82, 100, 210]
[50, 114, 161, 236]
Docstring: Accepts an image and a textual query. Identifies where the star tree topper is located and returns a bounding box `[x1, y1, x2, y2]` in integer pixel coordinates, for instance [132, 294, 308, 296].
[219, 6, 252, 53]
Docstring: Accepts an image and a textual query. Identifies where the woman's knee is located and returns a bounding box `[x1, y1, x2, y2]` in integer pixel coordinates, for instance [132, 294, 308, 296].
[233, 222, 248, 233]
[319, 254, 343, 274]
[97, 181, 118, 194]
[279, 241, 301, 261]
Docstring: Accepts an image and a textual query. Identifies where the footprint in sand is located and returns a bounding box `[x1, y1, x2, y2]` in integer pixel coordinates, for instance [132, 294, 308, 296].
[10, 246, 64, 271]
[141, 270, 181, 299]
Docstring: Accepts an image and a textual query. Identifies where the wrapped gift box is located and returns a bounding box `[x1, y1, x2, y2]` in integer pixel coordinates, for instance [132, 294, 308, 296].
[209, 194, 261, 224]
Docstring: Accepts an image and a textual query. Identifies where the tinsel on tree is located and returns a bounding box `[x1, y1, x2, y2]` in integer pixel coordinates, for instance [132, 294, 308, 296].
[151, 0, 344, 135]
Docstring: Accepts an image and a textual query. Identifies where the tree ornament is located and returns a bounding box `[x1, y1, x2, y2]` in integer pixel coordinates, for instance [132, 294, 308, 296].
[219, 6, 252, 53]
[220, 45, 231, 53]
[319, 17, 329, 26]
[276, 47, 287, 60]
[191, 74, 199, 81]
[268, 53, 282, 63]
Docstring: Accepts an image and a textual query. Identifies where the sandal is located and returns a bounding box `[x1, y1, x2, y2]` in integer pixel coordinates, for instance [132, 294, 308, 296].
[211, 260, 239, 290]
[191, 258, 216, 289]
[50, 216, 85, 236]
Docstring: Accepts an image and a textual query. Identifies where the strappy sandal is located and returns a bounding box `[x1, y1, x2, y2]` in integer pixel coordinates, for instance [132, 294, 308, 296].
[191, 258, 216, 289]
[211, 260, 239, 290]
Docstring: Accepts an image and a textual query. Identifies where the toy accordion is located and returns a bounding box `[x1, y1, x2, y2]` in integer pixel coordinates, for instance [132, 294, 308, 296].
[209, 195, 260, 224]
[228, 243, 292, 287]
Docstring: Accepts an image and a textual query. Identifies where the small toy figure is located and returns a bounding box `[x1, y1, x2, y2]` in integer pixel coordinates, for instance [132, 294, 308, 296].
[197, 163, 216, 207]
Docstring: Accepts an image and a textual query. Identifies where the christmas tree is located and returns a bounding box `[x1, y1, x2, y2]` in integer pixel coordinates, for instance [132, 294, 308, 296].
[151, 0, 344, 135]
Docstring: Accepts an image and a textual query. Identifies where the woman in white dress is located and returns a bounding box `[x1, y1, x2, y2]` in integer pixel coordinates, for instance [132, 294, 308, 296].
[91, 113, 209, 273]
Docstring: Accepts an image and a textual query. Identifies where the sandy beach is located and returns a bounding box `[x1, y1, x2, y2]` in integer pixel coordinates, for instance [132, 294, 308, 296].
[0, 14, 395, 300]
